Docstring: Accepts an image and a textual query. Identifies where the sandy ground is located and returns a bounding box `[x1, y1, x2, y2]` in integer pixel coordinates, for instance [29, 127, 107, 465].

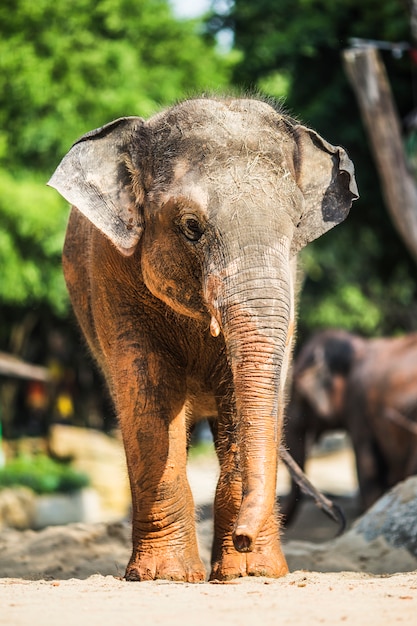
[2, 572, 416, 626]
[1, 443, 417, 625]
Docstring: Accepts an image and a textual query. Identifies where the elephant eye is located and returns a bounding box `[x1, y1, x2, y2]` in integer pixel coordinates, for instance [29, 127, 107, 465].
[179, 214, 205, 242]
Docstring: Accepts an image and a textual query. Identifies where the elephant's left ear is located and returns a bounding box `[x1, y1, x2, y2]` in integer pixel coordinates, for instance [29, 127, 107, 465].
[290, 124, 359, 256]
[48, 117, 145, 257]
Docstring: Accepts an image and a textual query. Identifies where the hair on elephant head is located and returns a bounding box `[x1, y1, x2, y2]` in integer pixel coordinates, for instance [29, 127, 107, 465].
[294, 329, 357, 420]
[49, 97, 358, 582]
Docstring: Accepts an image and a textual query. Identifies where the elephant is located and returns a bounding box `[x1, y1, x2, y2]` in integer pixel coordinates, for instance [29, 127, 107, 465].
[48, 97, 357, 582]
[282, 328, 417, 525]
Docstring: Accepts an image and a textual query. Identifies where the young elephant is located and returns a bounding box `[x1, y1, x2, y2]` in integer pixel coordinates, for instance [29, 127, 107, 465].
[49, 97, 357, 582]
[283, 329, 417, 525]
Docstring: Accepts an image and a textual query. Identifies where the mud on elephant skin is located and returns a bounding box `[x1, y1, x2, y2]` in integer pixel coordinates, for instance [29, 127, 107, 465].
[283, 329, 417, 525]
[49, 97, 358, 582]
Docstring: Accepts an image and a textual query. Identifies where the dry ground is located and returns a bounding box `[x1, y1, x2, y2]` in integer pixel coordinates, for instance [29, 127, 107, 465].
[1, 440, 416, 625]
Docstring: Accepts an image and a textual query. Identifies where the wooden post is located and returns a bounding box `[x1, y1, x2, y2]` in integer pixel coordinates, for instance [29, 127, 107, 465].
[0, 352, 50, 382]
[343, 46, 417, 264]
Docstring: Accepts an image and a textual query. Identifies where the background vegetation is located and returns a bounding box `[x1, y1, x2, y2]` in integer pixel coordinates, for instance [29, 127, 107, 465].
[0, 0, 234, 433]
[208, 0, 417, 341]
[1, 0, 416, 434]
[0, 0, 232, 331]
[0, 453, 89, 494]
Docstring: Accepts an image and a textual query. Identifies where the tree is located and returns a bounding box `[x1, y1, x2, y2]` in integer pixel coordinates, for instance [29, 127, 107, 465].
[0, 0, 233, 173]
[343, 45, 417, 265]
[0, 0, 234, 433]
[0, 0, 233, 325]
[208, 0, 417, 338]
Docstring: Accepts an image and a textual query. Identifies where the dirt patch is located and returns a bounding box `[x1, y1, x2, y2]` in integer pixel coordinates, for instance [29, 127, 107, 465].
[1, 444, 416, 625]
[1, 570, 416, 626]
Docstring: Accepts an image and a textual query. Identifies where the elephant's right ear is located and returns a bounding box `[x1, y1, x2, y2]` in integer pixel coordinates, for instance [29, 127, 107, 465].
[289, 123, 359, 256]
[48, 117, 145, 256]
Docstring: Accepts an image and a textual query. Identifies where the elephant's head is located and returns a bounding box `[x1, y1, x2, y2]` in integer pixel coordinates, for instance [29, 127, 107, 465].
[293, 329, 361, 421]
[49, 98, 358, 552]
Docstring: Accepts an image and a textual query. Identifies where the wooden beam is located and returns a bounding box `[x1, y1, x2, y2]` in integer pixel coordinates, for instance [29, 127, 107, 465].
[0, 352, 50, 382]
[343, 46, 417, 264]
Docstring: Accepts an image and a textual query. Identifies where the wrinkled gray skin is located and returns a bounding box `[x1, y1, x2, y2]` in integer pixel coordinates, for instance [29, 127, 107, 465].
[283, 329, 417, 526]
[49, 97, 358, 582]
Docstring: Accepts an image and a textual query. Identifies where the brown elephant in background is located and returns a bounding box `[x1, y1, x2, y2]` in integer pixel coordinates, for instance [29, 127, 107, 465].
[282, 329, 417, 525]
[48, 97, 357, 582]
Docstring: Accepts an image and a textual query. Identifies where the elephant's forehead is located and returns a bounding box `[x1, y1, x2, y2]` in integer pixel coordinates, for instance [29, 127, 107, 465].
[169, 153, 294, 196]
[146, 98, 297, 205]
[156, 96, 279, 123]
[187, 111, 279, 148]
[150, 97, 287, 151]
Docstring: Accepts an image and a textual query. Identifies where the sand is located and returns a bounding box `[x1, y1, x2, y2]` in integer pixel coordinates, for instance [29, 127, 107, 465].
[1, 571, 416, 626]
[1, 446, 416, 625]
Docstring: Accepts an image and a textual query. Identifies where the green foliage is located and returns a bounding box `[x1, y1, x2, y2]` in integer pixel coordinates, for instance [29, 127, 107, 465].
[257, 71, 290, 100]
[209, 0, 417, 336]
[188, 440, 215, 459]
[0, 0, 233, 173]
[0, 0, 234, 327]
[301, 273, 383, 335]
[0, 171, 68, 314]
[299, 218, 417, 337]
[0, 453, 89, 494]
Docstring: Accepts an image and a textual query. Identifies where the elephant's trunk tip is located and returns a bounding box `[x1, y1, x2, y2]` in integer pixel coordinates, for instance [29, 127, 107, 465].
[232, 497, 267, 552]
[232, 527, 255, 553]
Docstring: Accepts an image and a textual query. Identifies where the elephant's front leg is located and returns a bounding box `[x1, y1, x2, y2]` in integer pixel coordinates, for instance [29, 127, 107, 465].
[210, 417, 288, 581]
[110, 350, 205, 582]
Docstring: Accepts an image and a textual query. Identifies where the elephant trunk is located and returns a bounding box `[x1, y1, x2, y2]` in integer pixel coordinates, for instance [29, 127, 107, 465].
[210, 241, 293, 552]
[230, 340, 285, 553]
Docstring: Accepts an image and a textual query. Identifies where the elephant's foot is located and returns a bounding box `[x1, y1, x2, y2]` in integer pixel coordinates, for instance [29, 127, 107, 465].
[210, 540, 288, 581]
[125, 550, 206, 582]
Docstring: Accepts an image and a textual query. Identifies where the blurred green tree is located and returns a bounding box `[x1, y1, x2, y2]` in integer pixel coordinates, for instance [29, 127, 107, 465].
[0, 0, 234, 433]
[208, 0, 417, 338]
[0, 0, 233, 173]
[0, 0, 233, 344]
